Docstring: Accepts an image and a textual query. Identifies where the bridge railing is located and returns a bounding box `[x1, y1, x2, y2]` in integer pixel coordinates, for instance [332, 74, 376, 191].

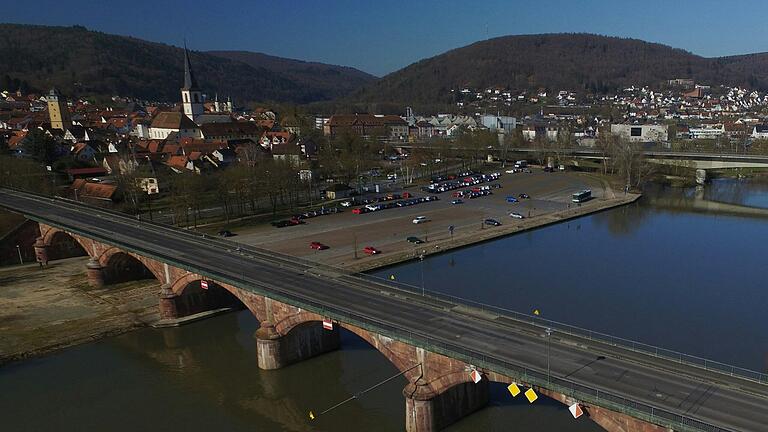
[357, 273, 768, 386]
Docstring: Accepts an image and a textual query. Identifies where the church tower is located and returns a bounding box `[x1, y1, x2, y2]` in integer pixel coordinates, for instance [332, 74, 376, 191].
[181, 45, 204, 122]
[47, 88, 72, 130]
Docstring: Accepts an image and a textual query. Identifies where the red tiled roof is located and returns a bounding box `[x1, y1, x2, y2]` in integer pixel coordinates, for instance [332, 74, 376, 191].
[166, 155, 188, 170]
[70, 179, 117, 200]
[150, 112, 198, 130]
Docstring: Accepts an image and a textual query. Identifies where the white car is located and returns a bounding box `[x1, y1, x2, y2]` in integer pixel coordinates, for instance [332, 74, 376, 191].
[340, 200, 352, 207]
[412, 216, 429, 224]
[365, 204, 379, 212]
[509, 212, 525, 219]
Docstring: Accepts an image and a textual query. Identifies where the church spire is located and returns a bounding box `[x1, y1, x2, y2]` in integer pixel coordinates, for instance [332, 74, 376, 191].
[183, 42, 199, 91]
[180, 41, 204, 122]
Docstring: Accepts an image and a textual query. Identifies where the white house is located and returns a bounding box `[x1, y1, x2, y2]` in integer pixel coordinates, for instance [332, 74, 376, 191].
[689, 124, 725, 140]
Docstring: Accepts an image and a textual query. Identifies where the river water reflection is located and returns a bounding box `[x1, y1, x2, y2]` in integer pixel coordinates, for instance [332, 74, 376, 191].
[1, 180, 766, 431]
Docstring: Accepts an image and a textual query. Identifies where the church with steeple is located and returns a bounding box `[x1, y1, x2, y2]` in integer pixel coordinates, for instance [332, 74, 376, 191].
[181, 45, 204, 122]
[148, 44, 240, 140]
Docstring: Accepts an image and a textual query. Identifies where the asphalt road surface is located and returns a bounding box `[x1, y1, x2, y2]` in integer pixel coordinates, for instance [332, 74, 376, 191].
[1, 189, 765, 432]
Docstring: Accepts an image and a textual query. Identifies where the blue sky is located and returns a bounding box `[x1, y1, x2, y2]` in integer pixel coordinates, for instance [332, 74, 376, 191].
[3, 0, 768, 77]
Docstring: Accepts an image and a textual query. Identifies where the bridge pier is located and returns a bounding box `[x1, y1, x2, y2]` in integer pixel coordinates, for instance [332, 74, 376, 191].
[696, 169, 707, 185]
[254, 321, 340, 370]
[33, 236, 48, 265]
[159, 284, 179, 320]
[404, 380, 489, 432]
[85, 259, 105, 288]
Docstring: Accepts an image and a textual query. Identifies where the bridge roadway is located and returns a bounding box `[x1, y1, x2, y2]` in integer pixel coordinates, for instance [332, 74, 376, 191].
[1, 189, 766, 431]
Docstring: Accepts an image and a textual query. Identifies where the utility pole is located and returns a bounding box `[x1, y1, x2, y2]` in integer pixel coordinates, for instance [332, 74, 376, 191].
[353, 233, 358, 259]
[16, 244, 23, 265]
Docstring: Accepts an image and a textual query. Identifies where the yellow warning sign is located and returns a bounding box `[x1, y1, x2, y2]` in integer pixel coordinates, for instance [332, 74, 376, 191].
[533, 309, 541, 316]
[389, 274, 396, 280]
[507, 383, 521, 397]
[525, 388, 538, 403]
[309, 411, 315, 420]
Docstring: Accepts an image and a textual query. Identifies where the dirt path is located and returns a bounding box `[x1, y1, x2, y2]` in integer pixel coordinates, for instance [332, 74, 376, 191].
[0, 257, 160, 365]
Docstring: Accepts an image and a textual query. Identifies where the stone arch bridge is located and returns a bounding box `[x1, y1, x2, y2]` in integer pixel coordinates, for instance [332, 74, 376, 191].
[4, 189, 765, 432]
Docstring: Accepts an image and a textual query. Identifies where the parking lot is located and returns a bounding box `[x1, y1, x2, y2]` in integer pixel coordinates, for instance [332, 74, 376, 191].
[230, 169, 609, 269]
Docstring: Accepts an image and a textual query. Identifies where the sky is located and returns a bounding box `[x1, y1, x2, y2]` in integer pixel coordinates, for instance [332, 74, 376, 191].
[3, 0, 768, 77]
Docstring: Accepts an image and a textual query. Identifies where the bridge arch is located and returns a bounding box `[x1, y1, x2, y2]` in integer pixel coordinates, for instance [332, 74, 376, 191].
[99, 250, 160, 285]
[43, 228, 90, 260]
[172, 277, 247, 318]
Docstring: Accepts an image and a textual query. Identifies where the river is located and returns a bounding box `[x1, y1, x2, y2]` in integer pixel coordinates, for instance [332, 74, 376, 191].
[1, 179, 766, 431]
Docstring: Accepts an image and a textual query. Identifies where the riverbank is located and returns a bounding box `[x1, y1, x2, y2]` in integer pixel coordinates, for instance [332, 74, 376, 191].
[0, 257, 159, 366]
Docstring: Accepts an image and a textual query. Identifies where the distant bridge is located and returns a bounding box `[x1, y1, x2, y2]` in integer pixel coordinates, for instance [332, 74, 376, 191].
[2, 189, 767, 432]
[394, 144, 768, 170]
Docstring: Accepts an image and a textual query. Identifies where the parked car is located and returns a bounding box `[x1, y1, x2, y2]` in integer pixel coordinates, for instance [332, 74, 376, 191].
[484, 218, 502, 226]
[271, 220, 291, 228]
[506, 196, 518, 203]
[340, 200, 353, 207]
[217, 230, 234, 237]
[402, 192, 412, 198]
[363, 246, 380, 255]
[412, 216, 429, 224]
[451, 199, 463, 205]
[310, 241, 328, 250]
[406, 236, 424, 244]
[352, 207, 364, 214]
[509, 212, 525, 219]
[543, 166, 554, 172]
[519, 193, 530, 199]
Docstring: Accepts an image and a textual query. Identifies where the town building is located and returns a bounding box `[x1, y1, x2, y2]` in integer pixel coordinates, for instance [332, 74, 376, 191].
[149, 112, 202, 140]
[610, 124, 669, 142]
[752, 125, 768, 140]
[480, 115, 517, 134]
[47, 88, 71, 130]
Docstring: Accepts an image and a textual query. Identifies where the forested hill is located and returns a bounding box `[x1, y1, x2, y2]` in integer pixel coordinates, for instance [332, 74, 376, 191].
[207, 50, 375, 102]
[352, 33, 768, 104]
[0, 24, 375, 103]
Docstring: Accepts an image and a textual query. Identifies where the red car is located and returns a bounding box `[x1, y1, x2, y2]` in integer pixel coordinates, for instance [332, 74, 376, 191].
[402, 192, 412, 198]
[363, 246, 380, 255]
[310, 242, 328, 250]
[352, 208, 364, 214]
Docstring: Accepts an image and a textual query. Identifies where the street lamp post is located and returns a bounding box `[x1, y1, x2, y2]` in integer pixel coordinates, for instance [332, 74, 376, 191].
[545, 327, 553, 383]
[15, 244, 23, 265]
[419, 253, 425, 296]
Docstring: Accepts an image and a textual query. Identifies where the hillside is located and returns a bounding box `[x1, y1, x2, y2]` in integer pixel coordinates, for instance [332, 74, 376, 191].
[0, 24, 375, 103]
[353, 33, 768, 105]
[207, 50, 375, 101]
